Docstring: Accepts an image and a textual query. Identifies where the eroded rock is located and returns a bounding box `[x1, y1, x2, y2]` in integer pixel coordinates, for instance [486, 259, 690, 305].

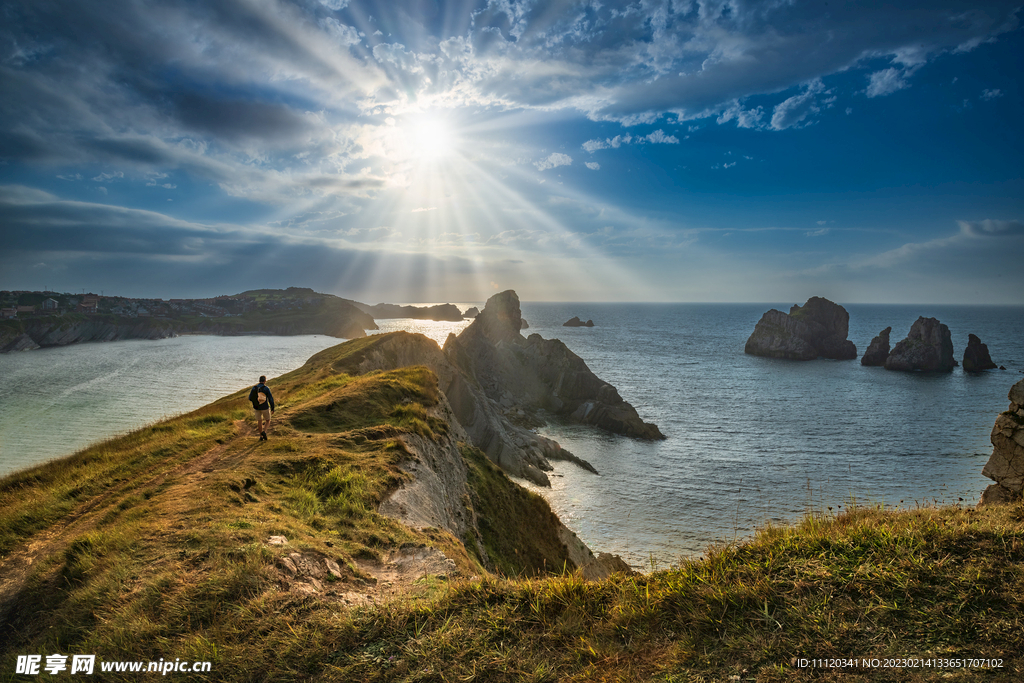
[885, 317, 955, 372]
[963, 333, 997, 372]
[744, 297, 857, 361]
[979, 379, 1024, 506]
[861, 326, 892, 366]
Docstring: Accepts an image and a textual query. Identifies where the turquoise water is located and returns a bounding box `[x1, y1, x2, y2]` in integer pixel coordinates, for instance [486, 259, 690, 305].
[1, 304, 1021, 568]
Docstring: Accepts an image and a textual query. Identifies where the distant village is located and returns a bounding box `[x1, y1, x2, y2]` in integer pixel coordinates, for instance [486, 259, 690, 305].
[0, 290, 318, 321]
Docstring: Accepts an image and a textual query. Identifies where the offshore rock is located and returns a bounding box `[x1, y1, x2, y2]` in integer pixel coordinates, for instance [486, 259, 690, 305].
[884, 317, 955, 372]
[448, 291, 663, 440]
[963, 334, 997, 372]
[563, 316, 595, 327]
[521, 318, 530, 330]
[744, 296, 857, 360]
[861, 326, 892, 366]
[979, 378, 1024, 506]
[463, 307, 479, 318]
[354, 302, 464, 322]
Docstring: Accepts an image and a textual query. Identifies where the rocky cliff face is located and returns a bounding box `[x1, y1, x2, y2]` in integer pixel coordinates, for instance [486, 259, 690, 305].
[0, 317, 180, 352]
[445, 291, 664, 440]
[744, 296, 857, 361]
[884, 317, 955, 372]
[963, 334, 997, 372]
[979, 379, 1024, 506]
[861, 326, 892, 366]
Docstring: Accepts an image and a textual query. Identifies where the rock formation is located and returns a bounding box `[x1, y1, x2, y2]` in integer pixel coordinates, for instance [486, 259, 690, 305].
[744, 296, 857, 360]
[563, 316, 595, 327]
[463, 307, 479, 318]
[447, 291, 663, 441]
[963, 334, 997, 372]
[521, 318, 529, 330]
[860, 326, 892, 366]
[884, 317, 955, 372]
[979, 379, 1024, 506]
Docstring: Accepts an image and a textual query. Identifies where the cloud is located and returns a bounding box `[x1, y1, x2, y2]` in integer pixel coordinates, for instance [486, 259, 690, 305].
[641, 130, 679, 144]
[865, 68, 910, 98]
[958, 219, 1024, 236]
[981, 88, 1003, 100]
[582, 135, 632, 152]
[535, 152, 572, 171]
[771, 81, 828, 130]
[585, 161, 600, 170]
[411, 206, 437, 212]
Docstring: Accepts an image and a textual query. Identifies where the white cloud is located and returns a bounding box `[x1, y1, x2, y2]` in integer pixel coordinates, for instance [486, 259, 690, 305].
[319, 0, 348, 9]
[582, 135, 632, 153]
[866, 68, 909, 98]
[958, 219, 1024, 237]
[771, 81, 827, 130]
[535, 152, 572, 171]
[585, 161, 600, 170]
[643, 130, 679, 144]
[981, 88, 1003, 100]
[411, 206, 437, 212]
[91, 171, 124, 182]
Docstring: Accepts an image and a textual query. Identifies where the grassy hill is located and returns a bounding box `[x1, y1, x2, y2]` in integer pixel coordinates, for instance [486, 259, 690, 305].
[1, 334, 1022, 681]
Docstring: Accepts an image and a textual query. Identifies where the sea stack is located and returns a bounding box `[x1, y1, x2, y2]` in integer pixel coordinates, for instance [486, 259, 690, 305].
[463, 307, 479, 318]
[861, 326, 892, 366]
[979, 378, 1024, 505]
[963, 334, 997, 372]
[563, 316, 595, 327]
[884, 317, 955, 372]
[744, 296, 857, 360]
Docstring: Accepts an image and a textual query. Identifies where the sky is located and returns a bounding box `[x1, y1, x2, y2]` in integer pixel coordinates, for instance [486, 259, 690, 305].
[1, 0, 1022, 304]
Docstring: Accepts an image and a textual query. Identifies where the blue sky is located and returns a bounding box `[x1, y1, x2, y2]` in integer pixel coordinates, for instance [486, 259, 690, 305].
[1, 0, 1021, 303]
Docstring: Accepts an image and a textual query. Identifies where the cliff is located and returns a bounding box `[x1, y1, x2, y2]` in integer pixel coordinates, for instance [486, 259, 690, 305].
[744, 296, 857, 360]
[444, 290, 664, 441]
[979, 378, 1024, 505]
[0, 297, 374, 353]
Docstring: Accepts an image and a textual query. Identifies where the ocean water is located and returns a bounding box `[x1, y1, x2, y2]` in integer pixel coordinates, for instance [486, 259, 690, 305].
[1, 304, 1021, 570]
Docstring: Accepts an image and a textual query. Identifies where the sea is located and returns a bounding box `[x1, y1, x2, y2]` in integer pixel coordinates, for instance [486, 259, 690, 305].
[1, 303, 1021, 570]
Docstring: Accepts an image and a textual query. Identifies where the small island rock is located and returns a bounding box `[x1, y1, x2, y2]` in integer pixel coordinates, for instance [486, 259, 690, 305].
[979, 378, 1024, 505]
[884, 317, 955, 372]
[463, 307, 479, 319]
[744, 296, 857, 360]
[563, 316, 595, 327]
[861, 326, 892, 366]
[520, 319, 529, 330]
[963, 333, 997, 372]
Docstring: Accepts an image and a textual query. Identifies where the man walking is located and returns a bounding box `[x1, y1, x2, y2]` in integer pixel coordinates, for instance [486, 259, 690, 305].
[248, 375, 275, 440]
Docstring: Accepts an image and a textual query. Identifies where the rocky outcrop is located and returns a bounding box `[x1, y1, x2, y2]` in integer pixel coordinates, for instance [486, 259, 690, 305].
[447, 291, 663, 440]
[563, 316, 594, 327]
[979, 379, 1024, 506]
[963, 334, 997, 372]
[463, 307, 479, 319]
[744, 297, 857, 360]
[861, 326, 892, 366]
[520, 319, 529, 330]
[353, 302, 464, 322]
[884, 317, 955, 372]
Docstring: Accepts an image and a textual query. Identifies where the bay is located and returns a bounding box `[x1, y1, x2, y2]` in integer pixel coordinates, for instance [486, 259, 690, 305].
[1, 303, 1021, 570]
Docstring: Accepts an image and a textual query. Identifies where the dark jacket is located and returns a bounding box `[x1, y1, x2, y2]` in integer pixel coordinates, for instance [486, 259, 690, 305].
[248, 383, 275, 411]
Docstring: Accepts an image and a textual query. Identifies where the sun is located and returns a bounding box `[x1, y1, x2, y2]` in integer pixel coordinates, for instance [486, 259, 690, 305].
[407, 116, 456, 162]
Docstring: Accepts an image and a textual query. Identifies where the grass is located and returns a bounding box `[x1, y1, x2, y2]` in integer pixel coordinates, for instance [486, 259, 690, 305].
[1, 332, 1022, 681]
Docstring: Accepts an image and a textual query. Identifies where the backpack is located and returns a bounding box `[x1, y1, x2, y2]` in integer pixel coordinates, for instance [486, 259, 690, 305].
[257, 390, 267, 405]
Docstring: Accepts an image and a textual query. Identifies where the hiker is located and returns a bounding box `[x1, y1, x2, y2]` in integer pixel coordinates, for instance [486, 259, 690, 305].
[248, 375, 275, 440]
